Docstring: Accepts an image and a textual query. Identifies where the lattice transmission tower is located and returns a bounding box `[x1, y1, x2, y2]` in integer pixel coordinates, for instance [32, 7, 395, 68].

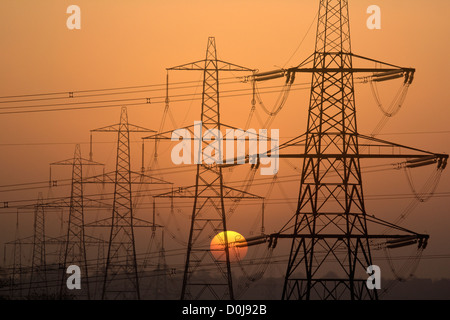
[145, 37, 262, 300]
[91, 106, 155, 300]
[263, 0, 449, 300]
[50, 144, 103, 299]
[28, 193, 48, 298]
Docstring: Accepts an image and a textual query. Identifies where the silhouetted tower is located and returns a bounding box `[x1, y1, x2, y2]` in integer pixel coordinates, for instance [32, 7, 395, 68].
[50, 144, 103, 299]
[160, 37, 256, 300]
[92, 106, 155, 300]
[184, 38, 233, 300]
[278, 0, 448, 300]
[28, 193, 48, 297]
[10, 211, 23, 297]
[153, 230, 170, 299]
[282, 0, 372, 299]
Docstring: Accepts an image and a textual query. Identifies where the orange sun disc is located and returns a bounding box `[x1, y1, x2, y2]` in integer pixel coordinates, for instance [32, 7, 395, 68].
[210, 231, 248, 262]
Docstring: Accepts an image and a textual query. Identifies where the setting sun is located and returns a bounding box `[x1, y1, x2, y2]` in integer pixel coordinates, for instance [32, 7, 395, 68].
[210, 231, 248, 262]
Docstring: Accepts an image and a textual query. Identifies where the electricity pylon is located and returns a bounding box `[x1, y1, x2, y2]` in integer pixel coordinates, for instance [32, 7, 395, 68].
[28, 193, 48, 298]
[4, 179, 111, 299]
[92, 106, 155, 300]
[50, 144, 103, 299]
[144, 37, 261, 300]
[257, 0, 449, 300]
[10, 211, 23, 297]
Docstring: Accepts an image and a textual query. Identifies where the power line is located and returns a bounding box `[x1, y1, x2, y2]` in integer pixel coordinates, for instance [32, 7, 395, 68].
[0, 82, 313, 115]
[1, 75, 384, 115]
[376, 131, 450, 136]
[0, 78, 237, 101]
[0, 78, 248, 109]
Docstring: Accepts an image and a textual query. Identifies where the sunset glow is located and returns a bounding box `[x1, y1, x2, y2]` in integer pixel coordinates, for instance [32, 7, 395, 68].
[210, 231, 248, 262]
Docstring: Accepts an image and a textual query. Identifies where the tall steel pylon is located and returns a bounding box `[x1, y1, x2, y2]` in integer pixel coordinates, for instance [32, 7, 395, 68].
[274, 0, 448, 300]
[182, 37, 234, 300]
[28, 193, 48, 298]
[282, 1, 375, 297]
[145, 37, 259, 300]
[92, 106, 155, 300]
[10, 211, 23, 297]
[50, 144, 103, 299]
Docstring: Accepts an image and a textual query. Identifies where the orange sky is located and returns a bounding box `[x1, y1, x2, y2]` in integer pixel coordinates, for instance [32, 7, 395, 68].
[0, 0, 449, 283]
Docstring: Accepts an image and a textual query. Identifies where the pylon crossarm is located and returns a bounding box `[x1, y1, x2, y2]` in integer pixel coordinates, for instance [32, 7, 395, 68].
[363, 213, 427, 236]
[82, 197, 112, 209]
[132, 217, 164, 228]
[350, 53, 405, 70]
[50, 158, 104, 166]
[358, 134, 439, 155]
[84, 217, 111, 228]
[229, 230, 428, 250]
[167, 59, 254, 72]
[274, 132, 448, 169]
[129, 171, 173, 184]
[142, 122, 265, 141]
[256, 52, 414, 84]
[276, 127, 448, 158]
[221, 185, 263, 199]
[221, 148, 446, 169]
[84, 217, 162, 228]
[268, 233, 428, 247]
[83, 234, 108, 245]
[216, 60, 255, 72]
[167, 59, 207, 71]
[12, 196, 111, 210]
[91, 123, 155, 133]
[82, 170, 172, 185]
[358, 134, 448, 168]
[153, 185, 197, 198]
[33, 235, 64, 245]
[5, 235, 34, 246]
[276, 153, 444, 160]
[290, 51, 411, 74]
[290, 67, 412, 74]
[142, 124, 196, 140]
[126, 124, 156, 133]
[288, 66, 415, 86]
[90, 123, 121, 132]
[285, 227, 425, 241]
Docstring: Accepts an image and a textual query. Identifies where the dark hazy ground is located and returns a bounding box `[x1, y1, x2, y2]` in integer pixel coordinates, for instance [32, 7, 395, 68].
[2, 267, 449, 300]
[242, 276, 450, 300]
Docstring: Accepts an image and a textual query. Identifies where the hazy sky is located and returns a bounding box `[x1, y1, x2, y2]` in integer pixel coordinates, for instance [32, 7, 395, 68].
[0, 0, 449, 289]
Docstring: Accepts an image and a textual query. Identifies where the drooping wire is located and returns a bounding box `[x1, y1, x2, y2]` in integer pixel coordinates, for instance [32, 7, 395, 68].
[282, 9, 319, 68]
[254, 78, 295, 129]
[369, 79, 410, 118]
[379, 246, 425, 298]
[235, 247, 274, 299]
[366, 63, 412, 137]
[404, 166, 442, 203]
[387, 167, 443, 230]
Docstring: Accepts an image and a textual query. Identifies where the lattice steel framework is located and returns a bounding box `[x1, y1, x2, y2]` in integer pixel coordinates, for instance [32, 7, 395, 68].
[163, 37, 256, 300]
[10, 212, 23, 298]
[28, 193, 48, 298]
[93, 106, 155, 300]
[51, 144, 103, 299]
[281, 0, 417, 300]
